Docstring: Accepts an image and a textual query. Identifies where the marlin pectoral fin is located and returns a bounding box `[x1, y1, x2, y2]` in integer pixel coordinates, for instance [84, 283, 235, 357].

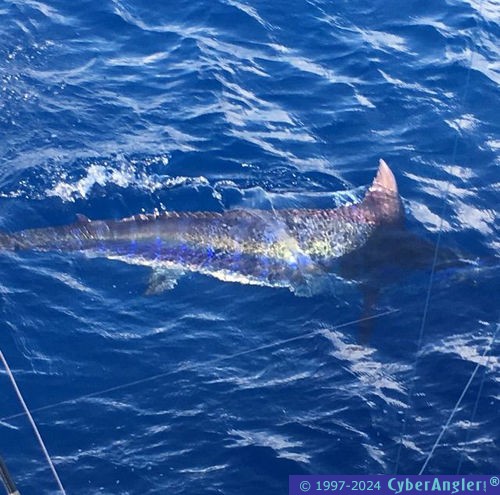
[145, 268, 185, 295]
[358, 286, 380, 345]
[288, 265, 334, 297]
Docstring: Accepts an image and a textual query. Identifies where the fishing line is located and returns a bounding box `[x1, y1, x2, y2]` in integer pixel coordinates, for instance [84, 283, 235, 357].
[419, 322, 499, 474]
[0, 350, 66, 495]
[456, 335, 493, 474]
[0, 308, 398, 425]
[394, 0, 485, 473]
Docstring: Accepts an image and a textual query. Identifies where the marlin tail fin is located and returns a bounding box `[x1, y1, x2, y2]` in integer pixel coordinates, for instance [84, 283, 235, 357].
[362, 159, 403, 225]
[369, 159, 398, 196]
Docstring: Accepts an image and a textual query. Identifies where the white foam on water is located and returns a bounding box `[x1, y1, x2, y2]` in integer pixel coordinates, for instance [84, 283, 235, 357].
[45, 160, 208, 202]
[228, 429, 311, 464]
[355, 92, 376, 109]
[409, 201, 453, 233]
[445, 113, 479, 133]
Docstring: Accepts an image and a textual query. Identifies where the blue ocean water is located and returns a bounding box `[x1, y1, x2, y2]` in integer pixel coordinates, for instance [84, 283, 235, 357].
[0, 0, 499, 493]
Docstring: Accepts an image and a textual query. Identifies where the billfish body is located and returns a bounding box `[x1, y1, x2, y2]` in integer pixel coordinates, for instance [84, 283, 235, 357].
[0, 160, 402, 294]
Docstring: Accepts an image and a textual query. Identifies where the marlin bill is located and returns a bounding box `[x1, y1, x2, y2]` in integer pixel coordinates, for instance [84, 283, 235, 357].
[0, 160, 404, 295]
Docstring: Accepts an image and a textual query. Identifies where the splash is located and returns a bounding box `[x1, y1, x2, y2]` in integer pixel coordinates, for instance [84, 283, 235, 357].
[44, 157, 209, 202]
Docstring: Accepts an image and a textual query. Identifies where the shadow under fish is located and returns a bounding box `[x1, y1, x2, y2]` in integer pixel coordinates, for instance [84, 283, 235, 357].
[336, 223, 468, 342]
[0, 160, 469, 332]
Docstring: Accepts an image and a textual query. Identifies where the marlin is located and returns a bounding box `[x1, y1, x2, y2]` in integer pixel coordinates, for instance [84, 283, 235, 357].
[0, 160, 457, 296]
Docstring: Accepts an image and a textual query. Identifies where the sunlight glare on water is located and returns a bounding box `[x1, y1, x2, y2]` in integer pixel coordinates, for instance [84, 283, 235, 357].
[0, 0, 498, 493]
